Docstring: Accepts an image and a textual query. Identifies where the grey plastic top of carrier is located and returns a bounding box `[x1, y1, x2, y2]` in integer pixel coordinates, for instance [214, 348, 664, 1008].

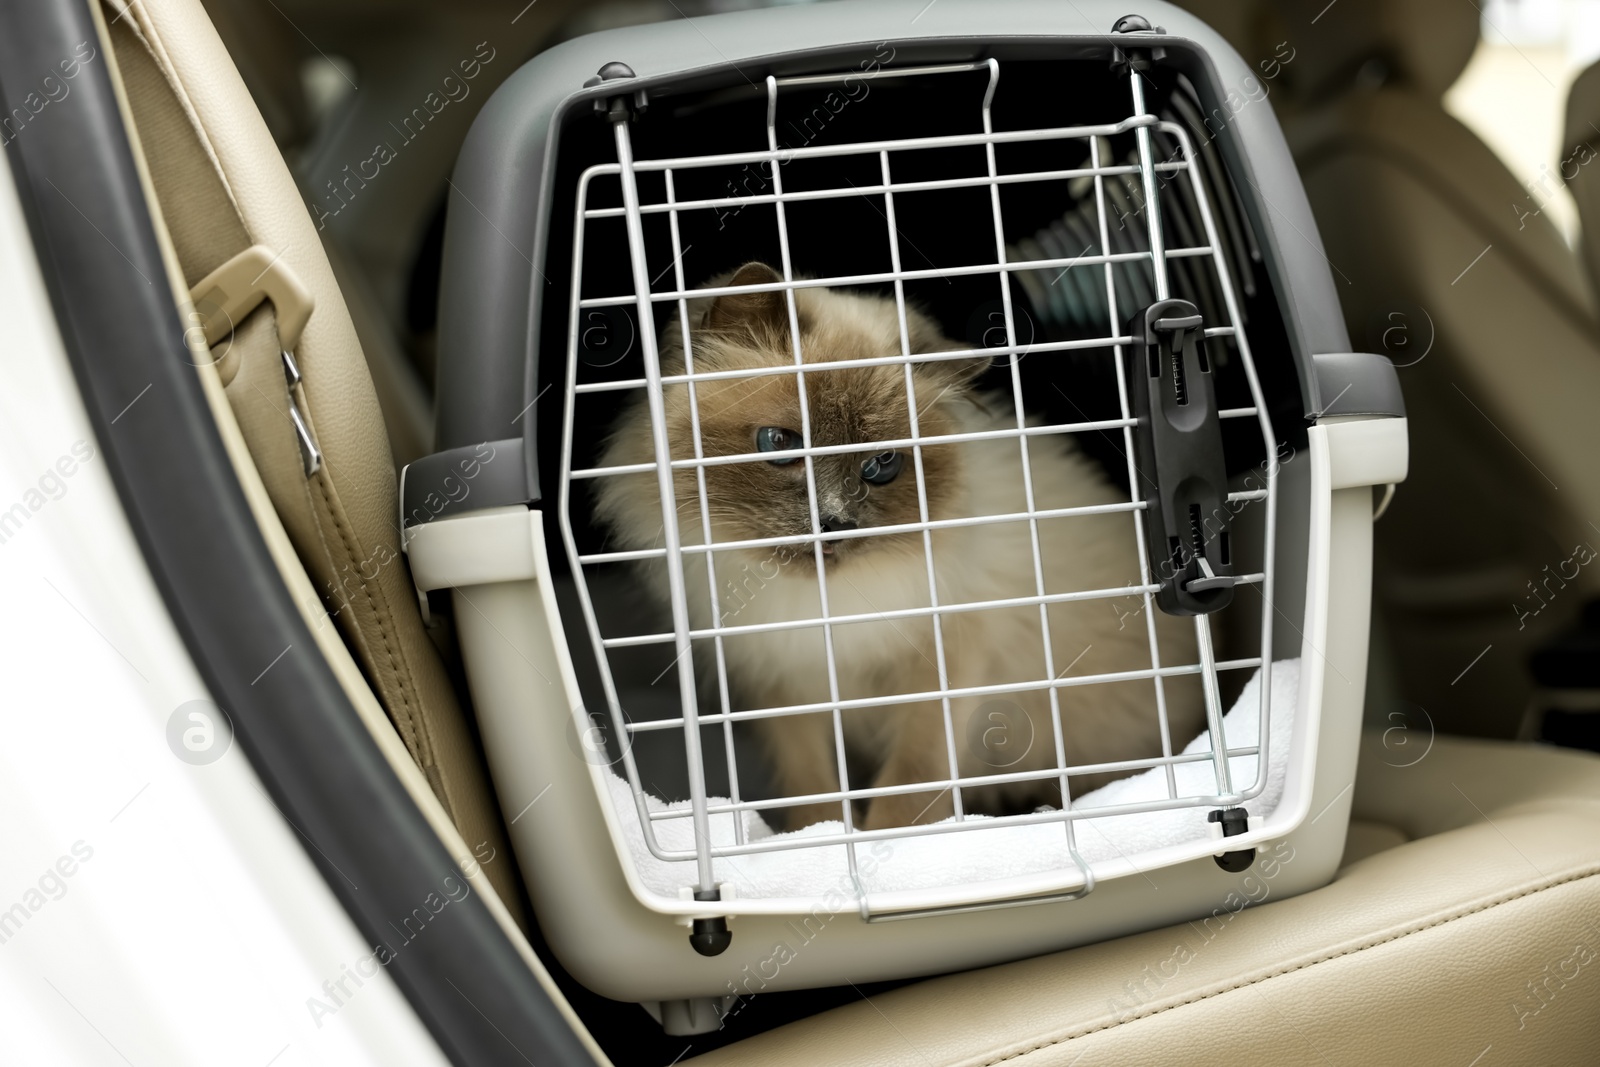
[414, 0, 1401, 523]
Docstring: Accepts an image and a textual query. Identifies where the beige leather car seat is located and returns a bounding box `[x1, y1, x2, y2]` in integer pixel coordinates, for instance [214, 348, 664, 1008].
[1271, 0, 1600, 740]
[100, 0, 522, 920]
[322, 235, 435, 467]
[686, 733, 1600, 1066]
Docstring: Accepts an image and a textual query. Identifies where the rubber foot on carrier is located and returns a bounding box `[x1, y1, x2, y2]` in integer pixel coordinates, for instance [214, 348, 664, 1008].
[690, 916, 733, 957]
[689, 890, 732, 956]
[1208, 807, 1256, 873]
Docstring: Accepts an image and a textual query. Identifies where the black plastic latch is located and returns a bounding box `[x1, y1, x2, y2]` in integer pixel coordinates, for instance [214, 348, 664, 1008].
[688, 889, 732, 956]
[1127, 298, 1236, 616]
[1110, 14, 1167, 74]
[1208, 808, 1255, 872]
[585, 61, 648, 122]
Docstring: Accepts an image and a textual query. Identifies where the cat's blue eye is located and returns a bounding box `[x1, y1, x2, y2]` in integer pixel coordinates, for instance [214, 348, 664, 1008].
[755, 426, 802, 465]
[861, 451, 903, 485]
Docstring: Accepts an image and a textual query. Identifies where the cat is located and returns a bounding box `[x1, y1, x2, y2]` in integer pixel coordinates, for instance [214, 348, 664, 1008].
[593, 262, 1202, 831]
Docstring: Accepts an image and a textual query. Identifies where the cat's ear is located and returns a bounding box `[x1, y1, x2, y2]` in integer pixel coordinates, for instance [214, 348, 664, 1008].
[705, 262, 789, 337]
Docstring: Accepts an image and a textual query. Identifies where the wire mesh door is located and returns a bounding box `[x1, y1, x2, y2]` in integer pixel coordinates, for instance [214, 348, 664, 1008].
[558, 53, 1280, 919]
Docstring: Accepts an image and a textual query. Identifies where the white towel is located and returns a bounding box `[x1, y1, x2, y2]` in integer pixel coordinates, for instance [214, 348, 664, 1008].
[604, 659, 1299, 901]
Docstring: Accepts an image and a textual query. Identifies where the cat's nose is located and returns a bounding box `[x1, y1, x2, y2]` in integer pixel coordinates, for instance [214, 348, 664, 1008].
[819, 515, 858, 533]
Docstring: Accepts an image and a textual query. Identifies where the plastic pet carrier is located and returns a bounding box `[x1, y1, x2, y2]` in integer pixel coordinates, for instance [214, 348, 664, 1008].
[403, 0, 1406, 1035]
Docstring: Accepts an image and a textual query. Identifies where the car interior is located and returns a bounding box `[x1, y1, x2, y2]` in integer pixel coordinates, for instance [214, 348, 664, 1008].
[70, 0, 1600, 1061]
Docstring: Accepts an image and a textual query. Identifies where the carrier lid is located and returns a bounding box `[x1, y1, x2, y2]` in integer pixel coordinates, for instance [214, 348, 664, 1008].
[413, 0, 1399, 526]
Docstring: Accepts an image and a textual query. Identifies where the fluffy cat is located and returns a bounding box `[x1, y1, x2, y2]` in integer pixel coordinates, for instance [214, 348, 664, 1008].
[594, 262, 1201, 830]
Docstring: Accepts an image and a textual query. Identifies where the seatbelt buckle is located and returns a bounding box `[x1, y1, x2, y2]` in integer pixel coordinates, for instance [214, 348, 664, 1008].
[188, 245, 322, 477]
[189, 244, 314, 350]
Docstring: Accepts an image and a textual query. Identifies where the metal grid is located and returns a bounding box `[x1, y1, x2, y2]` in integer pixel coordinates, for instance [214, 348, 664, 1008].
[557, 57, 1280, 912]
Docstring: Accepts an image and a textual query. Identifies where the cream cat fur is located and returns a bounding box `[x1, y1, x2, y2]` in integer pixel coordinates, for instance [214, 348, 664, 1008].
[594, 263, 1201, 830]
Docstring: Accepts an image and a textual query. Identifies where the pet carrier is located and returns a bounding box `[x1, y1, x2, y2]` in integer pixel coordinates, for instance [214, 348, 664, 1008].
[403, 0, 1406, 1034]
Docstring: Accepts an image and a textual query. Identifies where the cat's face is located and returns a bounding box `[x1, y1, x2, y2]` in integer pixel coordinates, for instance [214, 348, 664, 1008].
[651, 263, 986, 570]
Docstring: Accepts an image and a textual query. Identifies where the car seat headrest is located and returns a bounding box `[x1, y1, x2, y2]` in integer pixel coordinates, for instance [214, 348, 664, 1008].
[1563, 59, 1600, 301]
[1271, 0, 1480, 104]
